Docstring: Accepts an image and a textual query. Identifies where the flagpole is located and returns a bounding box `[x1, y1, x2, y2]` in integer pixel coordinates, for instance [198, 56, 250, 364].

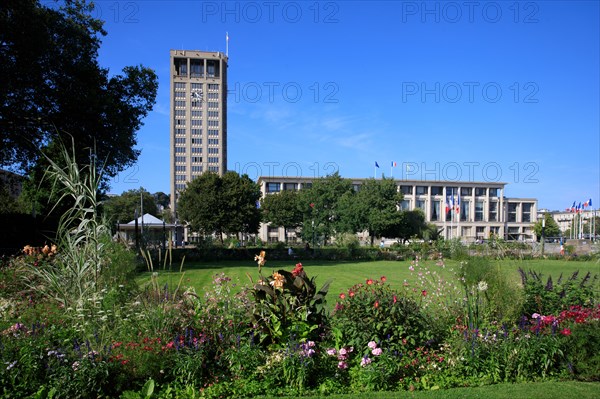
[225, 32, 229, 57]
[450, 189, 453, 240]
[457, 193, 461, 241]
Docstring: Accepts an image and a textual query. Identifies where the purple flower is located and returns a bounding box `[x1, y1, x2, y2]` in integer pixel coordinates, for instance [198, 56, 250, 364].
[532, 313, 541, 319]
[361, 356, 372, 367]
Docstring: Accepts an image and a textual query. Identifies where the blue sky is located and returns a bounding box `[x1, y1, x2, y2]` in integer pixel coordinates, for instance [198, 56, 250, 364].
[92, 0, 599, 211]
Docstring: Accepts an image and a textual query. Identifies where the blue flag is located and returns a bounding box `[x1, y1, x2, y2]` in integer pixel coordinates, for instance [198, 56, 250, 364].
[375, 162, 380, 168]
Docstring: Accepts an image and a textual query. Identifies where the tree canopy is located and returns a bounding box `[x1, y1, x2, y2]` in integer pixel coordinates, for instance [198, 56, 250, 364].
[533, 213, 561, 241]
[102, 188, 158, 226]
[346, 177, 403, 245]
[0, 0, 158, 182]
[261, 189, 303, 242]
[298, 172, 354, 245]
[177, 172, 262, 242]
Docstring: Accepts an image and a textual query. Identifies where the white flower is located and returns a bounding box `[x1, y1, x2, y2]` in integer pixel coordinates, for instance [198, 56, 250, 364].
[477, 281, 488, 292]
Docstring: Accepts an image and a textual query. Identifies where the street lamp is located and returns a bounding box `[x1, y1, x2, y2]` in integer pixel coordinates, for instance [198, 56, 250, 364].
[541, 216, 546, 257]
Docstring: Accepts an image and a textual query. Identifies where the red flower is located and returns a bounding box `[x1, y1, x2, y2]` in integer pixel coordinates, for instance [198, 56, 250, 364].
[421, 290, 427, 297]
[291, 263, 304, 278]
[374, 300, 379, 308]
[339, 292, 346, 299]
[349, 291, 355, 297]
[561, 328, 572, 336]
[393, 295, 397, 303]
[380, 276, 387, 282]
[366, 279, 374, 285]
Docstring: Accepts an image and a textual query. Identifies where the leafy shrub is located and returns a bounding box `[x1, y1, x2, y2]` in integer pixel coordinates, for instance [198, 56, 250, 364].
[519, 268, 599, 316]
[331, 276, 433, 354]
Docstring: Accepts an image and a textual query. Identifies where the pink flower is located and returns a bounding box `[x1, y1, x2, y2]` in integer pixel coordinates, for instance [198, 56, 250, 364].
[338, 361, 348, 369]
[326, 348, 337, 356]
[531, 313, 541, 319]
[372, 347, 383, 356]
[339, 292, 346, 299]
[339, 347, 348, 356]
[409, 265, 414, 271]
[366, 279, 374, 285]
[368, 341, 378, 349]
[421, 290, 427, 297]
[380, 276, 387, 282]
[361, 357, 372, 367]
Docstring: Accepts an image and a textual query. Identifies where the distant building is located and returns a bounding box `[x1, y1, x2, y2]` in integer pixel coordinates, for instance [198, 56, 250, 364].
[169, 49, 228, 214]
[539, 209, 597, 239]
[257, 176, 538, 244]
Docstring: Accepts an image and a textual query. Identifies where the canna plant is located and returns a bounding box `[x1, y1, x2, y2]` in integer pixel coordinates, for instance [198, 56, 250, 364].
[247, 254, 331, 347]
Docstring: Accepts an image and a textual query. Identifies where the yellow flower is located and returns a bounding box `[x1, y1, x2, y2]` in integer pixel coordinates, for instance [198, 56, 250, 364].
[270, 272, 285, 290]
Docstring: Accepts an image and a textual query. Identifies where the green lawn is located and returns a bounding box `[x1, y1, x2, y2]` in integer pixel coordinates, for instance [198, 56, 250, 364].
[266, 381, 600, 399]
[137, 256, 600, 302]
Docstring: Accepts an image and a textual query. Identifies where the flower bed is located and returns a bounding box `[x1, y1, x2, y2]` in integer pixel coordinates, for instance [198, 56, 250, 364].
[1, 248, 598, 398]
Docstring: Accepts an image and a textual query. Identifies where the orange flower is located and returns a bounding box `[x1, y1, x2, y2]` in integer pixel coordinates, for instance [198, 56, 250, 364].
[374, 300, 379, 308]
[380, 276, 387, 282]
[339, 293, 346, 299]
[254, 251, 266, 270]
[270, 272, 285, 290]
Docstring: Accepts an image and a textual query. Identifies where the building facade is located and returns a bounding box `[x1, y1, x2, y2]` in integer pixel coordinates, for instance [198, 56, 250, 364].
[257, 176, 538, 244]
[170, 50, 228, 214]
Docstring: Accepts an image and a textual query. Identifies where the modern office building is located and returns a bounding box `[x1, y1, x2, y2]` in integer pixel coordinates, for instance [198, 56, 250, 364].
[170, 49, 228, 214]
[257, 176, 538, 244]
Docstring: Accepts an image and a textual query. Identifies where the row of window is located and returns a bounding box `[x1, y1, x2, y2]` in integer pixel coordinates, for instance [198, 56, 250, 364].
[401, 199, 499, 222]
[174, 82, 219, 91]
[266, 182, 312, 193]
[400, 186, 499, 197]
[507, 203, 533, 223]
[177, 128, 220, 137]
[174, 58, 220, 78]
[176, 156, 221, 165]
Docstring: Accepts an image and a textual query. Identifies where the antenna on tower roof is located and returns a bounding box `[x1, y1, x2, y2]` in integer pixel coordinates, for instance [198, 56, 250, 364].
[225, 32, 229, 57]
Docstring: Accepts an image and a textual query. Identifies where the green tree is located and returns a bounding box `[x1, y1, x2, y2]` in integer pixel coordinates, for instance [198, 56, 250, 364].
[102, 188, 158, 226]
[533, 213, 561, 241]
[0, 0, 158, 183]
[153, 192, 170, 210]
[388, 209, 429, 243]
[350, 177, 403, 246]
[299, 172, 354, 246]
[261, 189, 303, 243]
[222, 172, 262, 239]
[177, 172, 261, 243]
